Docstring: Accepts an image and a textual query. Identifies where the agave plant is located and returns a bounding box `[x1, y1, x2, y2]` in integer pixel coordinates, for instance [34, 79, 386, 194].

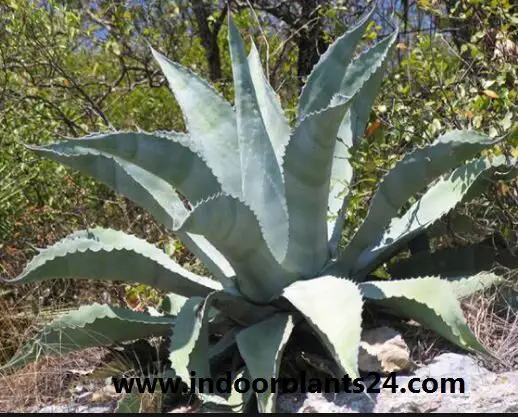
[2, 6, 517, 413]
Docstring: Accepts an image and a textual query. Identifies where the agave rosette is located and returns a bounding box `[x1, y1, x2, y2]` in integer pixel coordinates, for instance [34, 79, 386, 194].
[2, 6, 517, 413]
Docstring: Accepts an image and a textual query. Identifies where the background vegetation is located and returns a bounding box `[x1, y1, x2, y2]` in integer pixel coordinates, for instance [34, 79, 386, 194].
[0, 0, 516, 404]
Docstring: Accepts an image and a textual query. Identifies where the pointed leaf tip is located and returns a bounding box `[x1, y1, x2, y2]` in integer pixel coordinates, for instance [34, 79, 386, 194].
[360, 277, 487, 353]
[236, 313, 295, 412]
[227, 10, 289, 266]
[298, 4, 377, 118]
[5, 227, 221, 297]
[282, 276, 364, 379]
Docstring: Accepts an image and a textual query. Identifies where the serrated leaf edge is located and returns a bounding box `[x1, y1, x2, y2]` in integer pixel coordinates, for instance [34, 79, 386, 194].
[362, 276, 484, 350]
[296, 4, 376, 118]
[1, 228, 221, 293]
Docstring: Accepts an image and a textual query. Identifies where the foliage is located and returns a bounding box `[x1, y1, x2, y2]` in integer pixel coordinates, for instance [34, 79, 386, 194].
[0, 165, 32, 242]
[2, 5, 517, 413]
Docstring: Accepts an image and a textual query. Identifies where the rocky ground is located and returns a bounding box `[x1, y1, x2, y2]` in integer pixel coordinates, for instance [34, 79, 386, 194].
[18, 325, 518, 413]
[277, 353, 518, 413]
[25, 352, 518, 413]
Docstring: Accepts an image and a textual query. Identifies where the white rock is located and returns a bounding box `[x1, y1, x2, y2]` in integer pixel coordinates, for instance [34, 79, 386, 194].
[278, 353, 518, 413]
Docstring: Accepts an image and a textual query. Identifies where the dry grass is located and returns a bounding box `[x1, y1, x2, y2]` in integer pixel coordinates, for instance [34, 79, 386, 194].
[0, 347, 107, 412]
[397, 270, 518, 372]
[462, 271, 518, 372]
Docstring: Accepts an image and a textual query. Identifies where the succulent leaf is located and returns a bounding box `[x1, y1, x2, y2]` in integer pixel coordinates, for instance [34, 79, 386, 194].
[228, 17, 289, 264]
[235, 313, 295, 413]
[169, 290, 276, 385]
[27, 139, 235, 287]
[178, 193, 297, 303]
[447, 272, 505, 300]
[247, 41, 291, 165]
[1, 303, 174, 374]
[340, 130, 499, 273]
[351, 155, 517, 277]
[177, 232, 236, 288]
[283, 97, 353, 275]
[298, 5, 375, 118]
[26, 144, 189, 230]
[209, 291, 277, 326]
[28, 131, 221, 204]
[160, 293, 189, 316]
[388, 242, 518, 279]
[336, 30, 399, 148]
[151, 48, 242, 197]
[168, 296, 211, 383]
[360, 277, 486, 352]
[327, 140, 353, 256]
[328, 30, 398, 254]
[208, 327, 240, 361]
[282, 276, 363, 378]
[462, 156, 518, 201]
[1, 227, 221, 296]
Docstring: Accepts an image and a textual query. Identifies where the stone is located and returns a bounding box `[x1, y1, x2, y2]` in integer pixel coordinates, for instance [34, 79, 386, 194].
[277, 353, 518, 413]
[358, 326, 414, 374]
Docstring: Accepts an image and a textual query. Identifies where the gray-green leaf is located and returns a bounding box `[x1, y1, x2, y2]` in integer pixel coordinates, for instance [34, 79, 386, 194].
[228, 17, 289, 265]
[2, 227, 221, 297]
[178, 193, 297, 303]
[360, 277, 486, 352]
[151, 48, 242, 197]
[352, 155, 517, 277]
[340, 130, 499, 273]
[247, 41, 290, 165]
[1, 303, 174, 374]
[283, 97, 352, 276]
[298, 5, 375, 118]
[236, 313, 295, 413]
[282, 276, 363, 378]
[28, 131, 221, 204]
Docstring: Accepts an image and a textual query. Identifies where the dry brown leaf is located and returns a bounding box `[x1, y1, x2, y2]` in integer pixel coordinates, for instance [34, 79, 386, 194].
[366, 120, 383, 137]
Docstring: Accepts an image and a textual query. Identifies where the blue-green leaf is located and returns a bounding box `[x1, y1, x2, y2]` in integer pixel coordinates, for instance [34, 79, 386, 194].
[282, 276, 363, 379]
[178, 194, 297, 303]
[360, 277, 486, 352]
[151, 48, 242, 197]
[28, 131, 221, 204]
[298, 5, 375, 118]
[352, 155, 517, 277]
[338, 131, 500, 274]
[2, 227, 221, 296]
[236, 313, 295, 413]
[1, 303, 174, 374]
[328, 30, 398, 256]
[228, 17, 289, 264]
[283, 97, 353, 275]
[336, 31, 398, 148]
[247, 41, 291, 165]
